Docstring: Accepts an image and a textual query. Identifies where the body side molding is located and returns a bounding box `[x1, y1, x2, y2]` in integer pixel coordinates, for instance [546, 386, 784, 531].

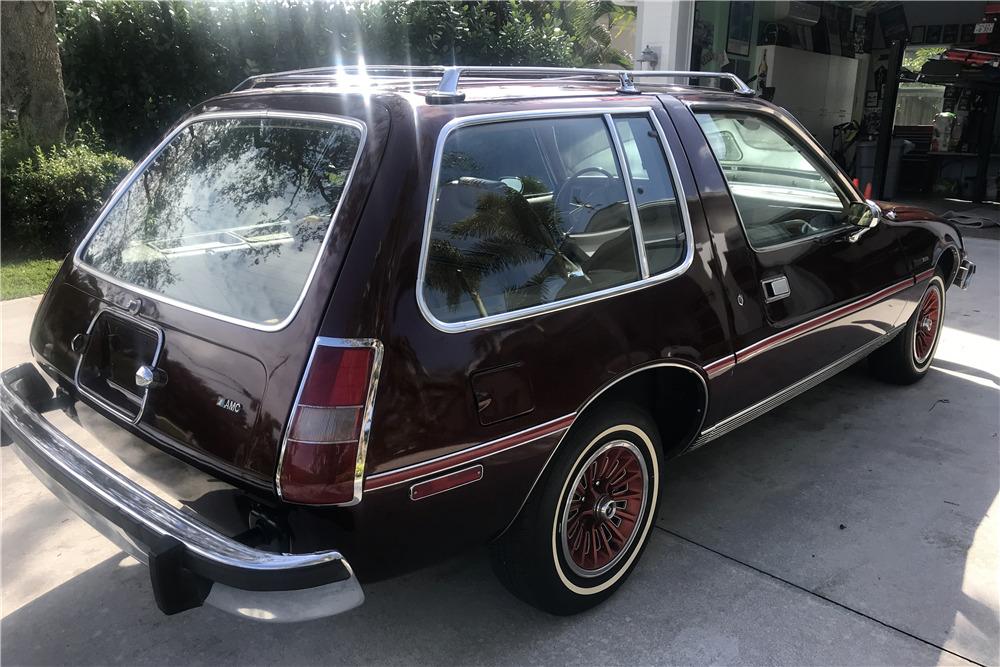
[689, 324, 905, 450]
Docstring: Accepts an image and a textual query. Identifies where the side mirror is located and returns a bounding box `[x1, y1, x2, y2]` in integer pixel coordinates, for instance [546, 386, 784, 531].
[846, 200, 880, 242]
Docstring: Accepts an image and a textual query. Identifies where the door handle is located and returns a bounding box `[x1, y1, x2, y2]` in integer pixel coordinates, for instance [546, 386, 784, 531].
[762, 275, 791, 302]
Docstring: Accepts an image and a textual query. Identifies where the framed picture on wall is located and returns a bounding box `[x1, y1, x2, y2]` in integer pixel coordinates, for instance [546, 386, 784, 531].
[942, 24, 959, 43]
[879, 4, 909, 43]
[926, 25, 942, 44]
[726, 1, 754, 57]
[910, 25, 925, 44]
[960, 23, 975, 43]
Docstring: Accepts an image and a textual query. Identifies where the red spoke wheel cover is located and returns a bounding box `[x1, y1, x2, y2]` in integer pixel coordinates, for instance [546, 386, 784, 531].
[560, 440, 648, 577]
[914, 285, 942, 364]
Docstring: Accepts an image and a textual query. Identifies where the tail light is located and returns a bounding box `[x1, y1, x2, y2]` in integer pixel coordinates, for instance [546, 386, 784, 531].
[277, 337, 383, 505]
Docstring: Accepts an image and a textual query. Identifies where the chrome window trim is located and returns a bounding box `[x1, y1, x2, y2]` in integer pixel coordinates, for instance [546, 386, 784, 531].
[73, 308, 164, 426]
[72, 110, 368, 333]
[605, 113, 650, 279]
[688, 102, 862, 254]
[274, 336, 384, 506]
[415, 106, 695, 334]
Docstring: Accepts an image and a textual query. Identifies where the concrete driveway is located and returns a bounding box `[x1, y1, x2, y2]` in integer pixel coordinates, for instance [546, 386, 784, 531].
[2, 237, 997, 666]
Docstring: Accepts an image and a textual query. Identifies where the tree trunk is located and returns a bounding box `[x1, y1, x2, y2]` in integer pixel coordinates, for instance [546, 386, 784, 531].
[1, 1, 68, 148]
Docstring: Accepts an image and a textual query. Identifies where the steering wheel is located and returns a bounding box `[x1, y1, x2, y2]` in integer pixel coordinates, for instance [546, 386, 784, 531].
[554, 167, 616, 233]
[789, 211, 838, 237]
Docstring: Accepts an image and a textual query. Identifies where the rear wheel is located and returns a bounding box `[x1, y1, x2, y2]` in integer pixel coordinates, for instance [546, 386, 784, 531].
[490, 403, 662, 615]
[869, 274, 946, 384]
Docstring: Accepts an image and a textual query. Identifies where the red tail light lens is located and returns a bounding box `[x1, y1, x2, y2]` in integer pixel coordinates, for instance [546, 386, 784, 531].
[278, 338, 383, 505]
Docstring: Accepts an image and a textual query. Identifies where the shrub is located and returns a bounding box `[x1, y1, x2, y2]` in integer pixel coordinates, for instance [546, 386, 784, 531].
[56, 1, 631, 158]
[2, 129, 133, 257]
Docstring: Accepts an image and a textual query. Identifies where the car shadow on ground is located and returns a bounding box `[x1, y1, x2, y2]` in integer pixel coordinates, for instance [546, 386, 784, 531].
[3, 358, 994, 666]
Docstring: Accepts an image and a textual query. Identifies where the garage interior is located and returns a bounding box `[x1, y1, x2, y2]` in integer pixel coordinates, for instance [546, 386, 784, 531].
[673, 0, 1000, 231]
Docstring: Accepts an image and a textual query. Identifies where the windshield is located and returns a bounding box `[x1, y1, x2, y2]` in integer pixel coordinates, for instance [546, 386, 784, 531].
[80, 115, 364, 326]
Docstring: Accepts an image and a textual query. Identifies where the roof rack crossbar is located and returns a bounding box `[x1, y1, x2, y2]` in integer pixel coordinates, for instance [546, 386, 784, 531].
[232, 65, 756, 100]
[430, 67, 755, 101]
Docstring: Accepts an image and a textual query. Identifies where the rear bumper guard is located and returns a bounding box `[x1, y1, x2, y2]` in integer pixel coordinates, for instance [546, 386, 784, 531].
[954, 256, 976, 290]
[0, 363, 363, 622]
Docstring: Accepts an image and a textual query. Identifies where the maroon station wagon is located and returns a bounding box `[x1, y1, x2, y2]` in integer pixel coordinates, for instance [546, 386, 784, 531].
[1, 66, 976, 621]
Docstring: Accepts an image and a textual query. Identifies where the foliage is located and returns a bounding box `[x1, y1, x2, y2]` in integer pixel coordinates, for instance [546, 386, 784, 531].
[1, 121, 34, 170]
[0, 257, 62, 300]
[0, 1, 635, 261]
[902, 47, 947, 74]
[2, 126, 133, 257]
[521, 1, 633, 68]
[56, 1, 634, 158]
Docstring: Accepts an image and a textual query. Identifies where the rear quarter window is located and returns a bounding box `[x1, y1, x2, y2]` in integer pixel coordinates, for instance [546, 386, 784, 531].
[421, 113, 688, 327]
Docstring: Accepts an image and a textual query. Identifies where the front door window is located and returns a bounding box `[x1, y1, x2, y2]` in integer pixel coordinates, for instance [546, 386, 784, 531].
[694, 111, 851, 249]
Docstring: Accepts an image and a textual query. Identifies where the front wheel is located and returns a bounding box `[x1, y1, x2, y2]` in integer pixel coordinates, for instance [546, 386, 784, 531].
[869, 274, 946, 384]
[490, 403, 662, 615]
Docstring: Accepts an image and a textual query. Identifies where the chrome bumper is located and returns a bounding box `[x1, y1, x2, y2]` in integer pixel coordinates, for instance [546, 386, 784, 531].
[0, 363, 364, 622]
[954, 257, 976, 290]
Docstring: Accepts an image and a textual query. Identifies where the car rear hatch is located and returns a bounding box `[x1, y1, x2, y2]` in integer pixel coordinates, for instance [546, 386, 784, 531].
[29, 94, 388, 492]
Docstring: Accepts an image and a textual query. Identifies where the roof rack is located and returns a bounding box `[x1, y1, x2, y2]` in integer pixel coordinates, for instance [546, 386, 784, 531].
[233, 65, 756, 102]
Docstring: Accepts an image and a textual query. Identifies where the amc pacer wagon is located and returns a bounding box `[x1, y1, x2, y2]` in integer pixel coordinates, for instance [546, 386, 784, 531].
[1, 66, 974, 621]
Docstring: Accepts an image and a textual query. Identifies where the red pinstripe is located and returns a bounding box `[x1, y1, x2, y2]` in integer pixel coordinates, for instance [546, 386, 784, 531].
[704, 355, 736, 378]
[736, 276, 916, 362]
[364, 414, 575, 491]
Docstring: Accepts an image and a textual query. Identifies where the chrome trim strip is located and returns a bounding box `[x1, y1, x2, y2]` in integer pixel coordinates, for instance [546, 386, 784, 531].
[73, 308, 164, 425]
[499, 360, 709, 536]
[689, 325, 904, 451]
[72, 110, 368, 333]
[275, 336, 384, 506]
[415, 106, 696, 334]
[916, 267, 936, 283]
[365, 413, 576, 491]
[409, 465, 484, 501]
[735, 276, 914, 362]
[606, 113, 649, 278]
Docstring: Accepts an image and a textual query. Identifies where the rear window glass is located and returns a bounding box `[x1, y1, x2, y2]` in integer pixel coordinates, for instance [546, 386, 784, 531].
[80, 116, 363, 326]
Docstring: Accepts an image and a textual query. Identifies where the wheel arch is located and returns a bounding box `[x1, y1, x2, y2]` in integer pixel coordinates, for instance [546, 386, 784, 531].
[935, 243, 961, 286]
[497, 360, 709, 538]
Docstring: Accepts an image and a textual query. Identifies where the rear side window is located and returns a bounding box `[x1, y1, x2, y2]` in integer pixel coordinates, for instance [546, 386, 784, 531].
[438, 122, 554, 194]
[80, 116, 363, 326]
[422, 114, 687, 325]
[611, 117, 686, 275]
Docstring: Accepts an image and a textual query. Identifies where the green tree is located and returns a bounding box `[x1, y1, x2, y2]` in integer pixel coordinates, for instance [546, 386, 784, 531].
[902, 47, 947, 74]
